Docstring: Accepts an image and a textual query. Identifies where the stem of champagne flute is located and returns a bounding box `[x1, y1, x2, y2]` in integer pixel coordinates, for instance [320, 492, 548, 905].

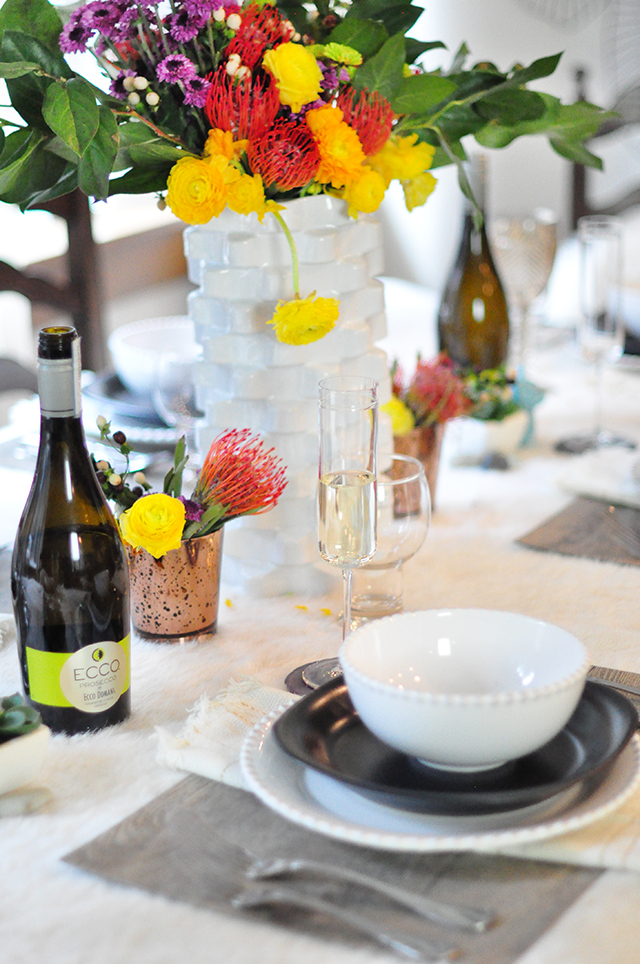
[594, 354, 604, 439]
[342, 568, 353, 642]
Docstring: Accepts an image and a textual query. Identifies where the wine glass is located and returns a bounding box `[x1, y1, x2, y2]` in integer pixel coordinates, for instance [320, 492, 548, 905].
[350, 454, 430, 626]
[299, 375, 378, 690]
[489, 211, 557, 372]
[556, 215, 635, 454]
[153, 344, 205, 475]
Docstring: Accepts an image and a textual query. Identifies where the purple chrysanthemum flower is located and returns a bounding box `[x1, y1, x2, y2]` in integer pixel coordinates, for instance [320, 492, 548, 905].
[111, 7, 140, 43]
[319, 63, 339, 90]
[182, 75, 210, 107]
[184, 0, 224, 15]
[167, 8, 204, 43]
[179, 497, 205, 522]
[60, 13, 93, 53]
[156, 53, 197, 84]
[81, 1, 120, 36]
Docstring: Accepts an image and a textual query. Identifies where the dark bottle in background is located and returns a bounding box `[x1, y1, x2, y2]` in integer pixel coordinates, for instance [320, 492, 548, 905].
[437, 154, 510, 370]
[11, 326, 131, 735]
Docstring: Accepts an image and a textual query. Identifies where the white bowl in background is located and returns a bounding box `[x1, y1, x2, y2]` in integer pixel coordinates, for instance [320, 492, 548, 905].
[107, 316, 196, 396]
[339, 608, 589, 771]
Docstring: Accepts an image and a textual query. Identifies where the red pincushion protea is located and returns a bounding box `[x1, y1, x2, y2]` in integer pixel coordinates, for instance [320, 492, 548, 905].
[193, 428, 288, 524]
[404, 353, 472, 427]
[336, 88, 394, 157]
[248, 119, 320, 190]
[205, 69, 280, 140]
[225, 3, 293, 69]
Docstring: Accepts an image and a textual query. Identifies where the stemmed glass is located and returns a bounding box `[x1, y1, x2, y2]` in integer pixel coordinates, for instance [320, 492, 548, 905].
[556, 215, 635, 454]
[350, 454, 430, 627]
[299, 375, 378, 690]
[153, 344, 205, 475]
[489, 211, 557, 372]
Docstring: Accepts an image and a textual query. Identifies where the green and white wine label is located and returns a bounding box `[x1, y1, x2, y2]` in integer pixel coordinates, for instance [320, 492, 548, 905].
[26, 637, 130, 713]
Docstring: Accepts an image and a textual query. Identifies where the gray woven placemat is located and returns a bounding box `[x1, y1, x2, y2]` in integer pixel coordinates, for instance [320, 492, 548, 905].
[517, 497, 640, 566]
[64, 775, 598, 964]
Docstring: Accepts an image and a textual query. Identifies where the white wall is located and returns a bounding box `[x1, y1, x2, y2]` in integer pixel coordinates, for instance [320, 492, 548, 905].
[380, 0, 635, 292]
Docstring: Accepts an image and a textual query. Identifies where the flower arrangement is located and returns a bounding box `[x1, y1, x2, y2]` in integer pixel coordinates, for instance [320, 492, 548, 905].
[94, 419, 287, 557]
[0, 0, 610, 346]
[384, 354, 472, 436]
[463, 366, 520, 422]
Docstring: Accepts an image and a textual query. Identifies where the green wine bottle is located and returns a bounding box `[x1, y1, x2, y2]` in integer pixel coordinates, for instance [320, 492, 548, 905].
[437, 156, 509, 370]
[11, 327, 131, 735]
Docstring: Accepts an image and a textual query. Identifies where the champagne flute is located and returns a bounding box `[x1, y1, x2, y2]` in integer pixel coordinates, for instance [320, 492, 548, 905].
[299, 375, 378, 690]
[556, 215, 635, 453]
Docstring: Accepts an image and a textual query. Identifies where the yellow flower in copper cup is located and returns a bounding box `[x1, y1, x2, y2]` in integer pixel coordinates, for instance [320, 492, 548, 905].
[120, 493, 186, 559]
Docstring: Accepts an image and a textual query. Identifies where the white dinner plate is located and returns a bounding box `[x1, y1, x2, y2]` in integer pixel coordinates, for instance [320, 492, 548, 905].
[240, 706, 640, 852]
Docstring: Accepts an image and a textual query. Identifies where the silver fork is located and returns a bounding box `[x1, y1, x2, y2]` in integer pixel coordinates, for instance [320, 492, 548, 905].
[247, 856, 496, 933]
[233, 883, 457, 962]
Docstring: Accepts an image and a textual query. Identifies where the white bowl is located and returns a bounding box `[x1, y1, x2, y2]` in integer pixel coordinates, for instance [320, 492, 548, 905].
[339, 609, 589, 771]
[107, 317, 196, 396]
[0, 725, 50, 796]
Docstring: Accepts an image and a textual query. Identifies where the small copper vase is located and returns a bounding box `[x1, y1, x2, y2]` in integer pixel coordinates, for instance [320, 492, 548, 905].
[393, 422, 445, 510]
[127, 530, 223, 642]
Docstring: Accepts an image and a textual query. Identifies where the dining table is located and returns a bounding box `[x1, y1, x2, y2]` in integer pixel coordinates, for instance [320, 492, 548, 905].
[2, 280, 640, 964]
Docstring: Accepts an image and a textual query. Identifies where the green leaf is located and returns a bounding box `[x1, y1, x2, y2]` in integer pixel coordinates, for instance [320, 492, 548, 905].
[78, 104, 118, 200]
[474, 88, 546, 125]
[0, 59, 39, 78]
[437, 103, 488, 142]
[0, 129, 4, 156]
[345, 0, 424, 36]
[43, 77, 100, 157]
[0, 136, 66, 207]
[353, 31, 405, 101]
[474, 95, 609, 162]
[183, 504, 225, 539]
[128, 137, 186, 166]
[45, 134, 80, 164]
[26, 163, 78, 207]
[508, 52, 562, 85]
[326, 18, 388, 59]
[405, 39, 446, 65]
[0, 127, 44, 196]
[108, 164, 172, 196]
[548, 136, 603, 169]
[1, 30, 72, 129]
[390, 74, 457, 115]
[0, 0, 62, 53]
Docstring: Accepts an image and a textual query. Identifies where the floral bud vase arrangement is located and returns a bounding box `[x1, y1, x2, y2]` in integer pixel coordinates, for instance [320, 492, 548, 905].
[94, 421, 287, 641]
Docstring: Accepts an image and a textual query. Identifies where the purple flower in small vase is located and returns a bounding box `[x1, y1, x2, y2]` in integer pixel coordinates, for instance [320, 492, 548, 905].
[179, 497, 205, 522]
[156, 53, 198, 84]
[183, 75, 210, 107]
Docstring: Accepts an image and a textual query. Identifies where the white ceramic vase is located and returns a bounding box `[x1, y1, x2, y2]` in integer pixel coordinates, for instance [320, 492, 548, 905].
[184, 195, 392, 597]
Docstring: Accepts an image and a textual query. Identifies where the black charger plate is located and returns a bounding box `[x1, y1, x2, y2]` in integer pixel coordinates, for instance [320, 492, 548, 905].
[274, 678, 637, 816]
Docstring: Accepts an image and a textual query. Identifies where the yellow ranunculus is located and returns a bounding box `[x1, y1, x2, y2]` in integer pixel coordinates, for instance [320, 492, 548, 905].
[306, 106, 366, 188]
[166, 155, 239, 224]
[342, 166, 386, 216]
[203, 128, 248, 161]
[120, 493, 185, 559]
[382, 397, 416, 436]
[368, 134, 436, 187]
[262, 42, 322, 113]
[268, 291, 339, 345]
[402, 170, 438, 211]
[226, 173, 268, 218]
